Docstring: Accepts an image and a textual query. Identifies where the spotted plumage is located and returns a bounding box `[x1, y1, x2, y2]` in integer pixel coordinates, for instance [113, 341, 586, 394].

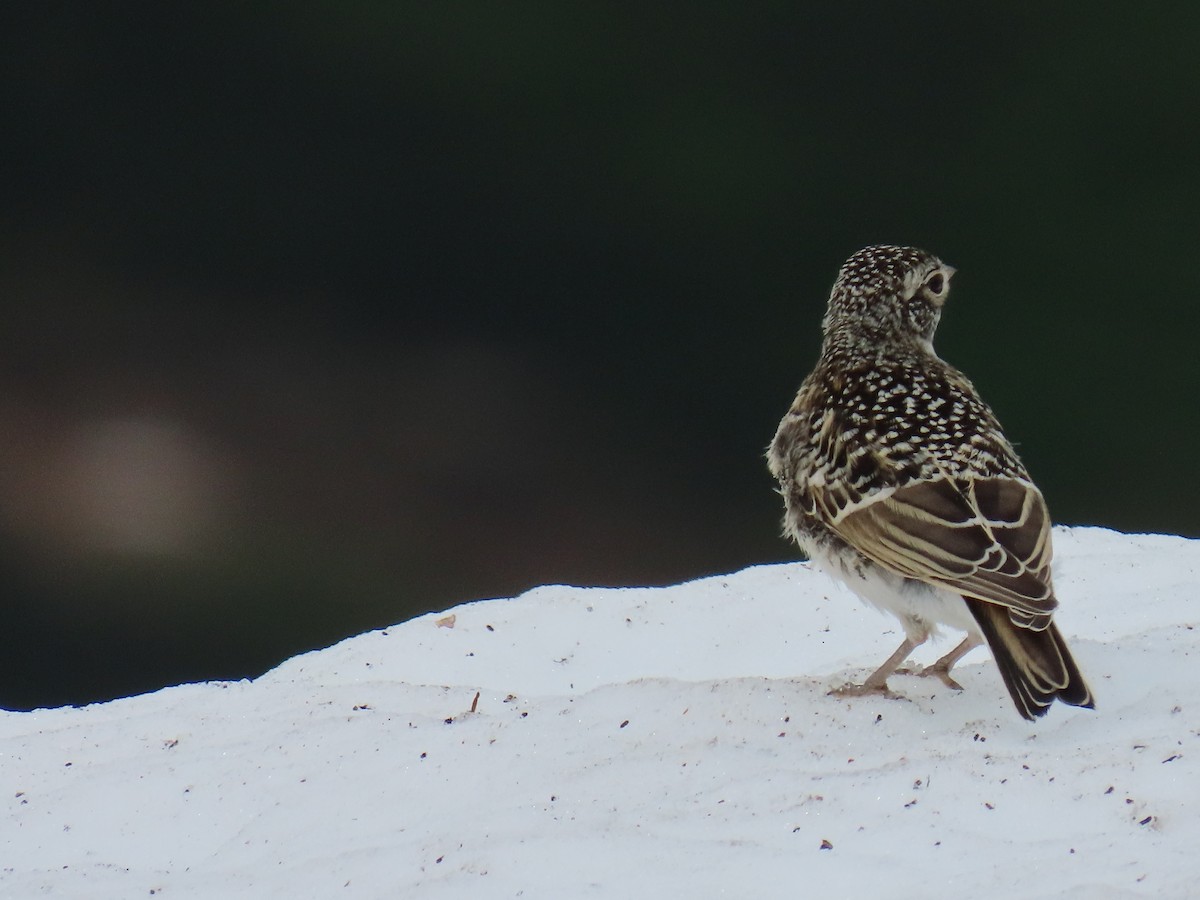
[768, 245, 1093, 720]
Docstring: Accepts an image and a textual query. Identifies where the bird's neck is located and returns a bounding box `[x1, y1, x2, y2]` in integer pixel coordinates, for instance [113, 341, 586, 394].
[821, 324, 939, 367]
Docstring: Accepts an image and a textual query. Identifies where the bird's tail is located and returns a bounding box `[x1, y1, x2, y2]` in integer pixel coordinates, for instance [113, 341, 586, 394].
[965, 598, 1094, 721]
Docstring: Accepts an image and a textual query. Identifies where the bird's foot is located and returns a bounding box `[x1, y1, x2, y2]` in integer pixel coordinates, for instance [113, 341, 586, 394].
[897, 637, 978, 691]
[894, 661, 964, 691]
[829, 681, 905, 701]
[915, 662, 964, 691]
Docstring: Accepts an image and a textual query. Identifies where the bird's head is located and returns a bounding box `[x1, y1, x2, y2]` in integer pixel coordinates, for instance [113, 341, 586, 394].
[823, 245, 956, 355]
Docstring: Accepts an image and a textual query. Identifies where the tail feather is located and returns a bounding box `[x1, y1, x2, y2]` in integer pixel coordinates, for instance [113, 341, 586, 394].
[965, 598, 1094, 721]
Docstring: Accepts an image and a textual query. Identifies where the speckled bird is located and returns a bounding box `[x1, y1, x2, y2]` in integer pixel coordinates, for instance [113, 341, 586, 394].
[768, 245, 1093, 720]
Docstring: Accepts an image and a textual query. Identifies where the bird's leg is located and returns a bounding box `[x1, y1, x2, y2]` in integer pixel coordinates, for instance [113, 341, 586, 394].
[832, 636, 922, 698]
[917, 635, 982, 691]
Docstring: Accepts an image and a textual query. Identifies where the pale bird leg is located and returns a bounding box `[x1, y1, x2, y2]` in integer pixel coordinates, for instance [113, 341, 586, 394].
[832, 636, 922, 698]
[917, 635, 983, 691]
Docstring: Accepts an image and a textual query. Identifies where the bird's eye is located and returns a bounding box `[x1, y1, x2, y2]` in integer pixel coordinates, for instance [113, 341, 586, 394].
[924, 272, 946, 295]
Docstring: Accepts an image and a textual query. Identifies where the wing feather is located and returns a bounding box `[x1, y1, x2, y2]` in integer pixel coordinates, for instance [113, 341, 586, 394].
[826, 475, 1056, 625]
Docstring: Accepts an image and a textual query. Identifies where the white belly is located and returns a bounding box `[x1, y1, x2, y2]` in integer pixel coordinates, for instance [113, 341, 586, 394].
[807, 544, 981, 642]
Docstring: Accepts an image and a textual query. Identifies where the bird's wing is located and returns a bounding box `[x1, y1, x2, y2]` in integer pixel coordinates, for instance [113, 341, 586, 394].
[828, 474, 1057, 624]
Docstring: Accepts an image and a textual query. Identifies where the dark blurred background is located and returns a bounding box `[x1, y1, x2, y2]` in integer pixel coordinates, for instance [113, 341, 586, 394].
[3, 4, 1198, 710]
